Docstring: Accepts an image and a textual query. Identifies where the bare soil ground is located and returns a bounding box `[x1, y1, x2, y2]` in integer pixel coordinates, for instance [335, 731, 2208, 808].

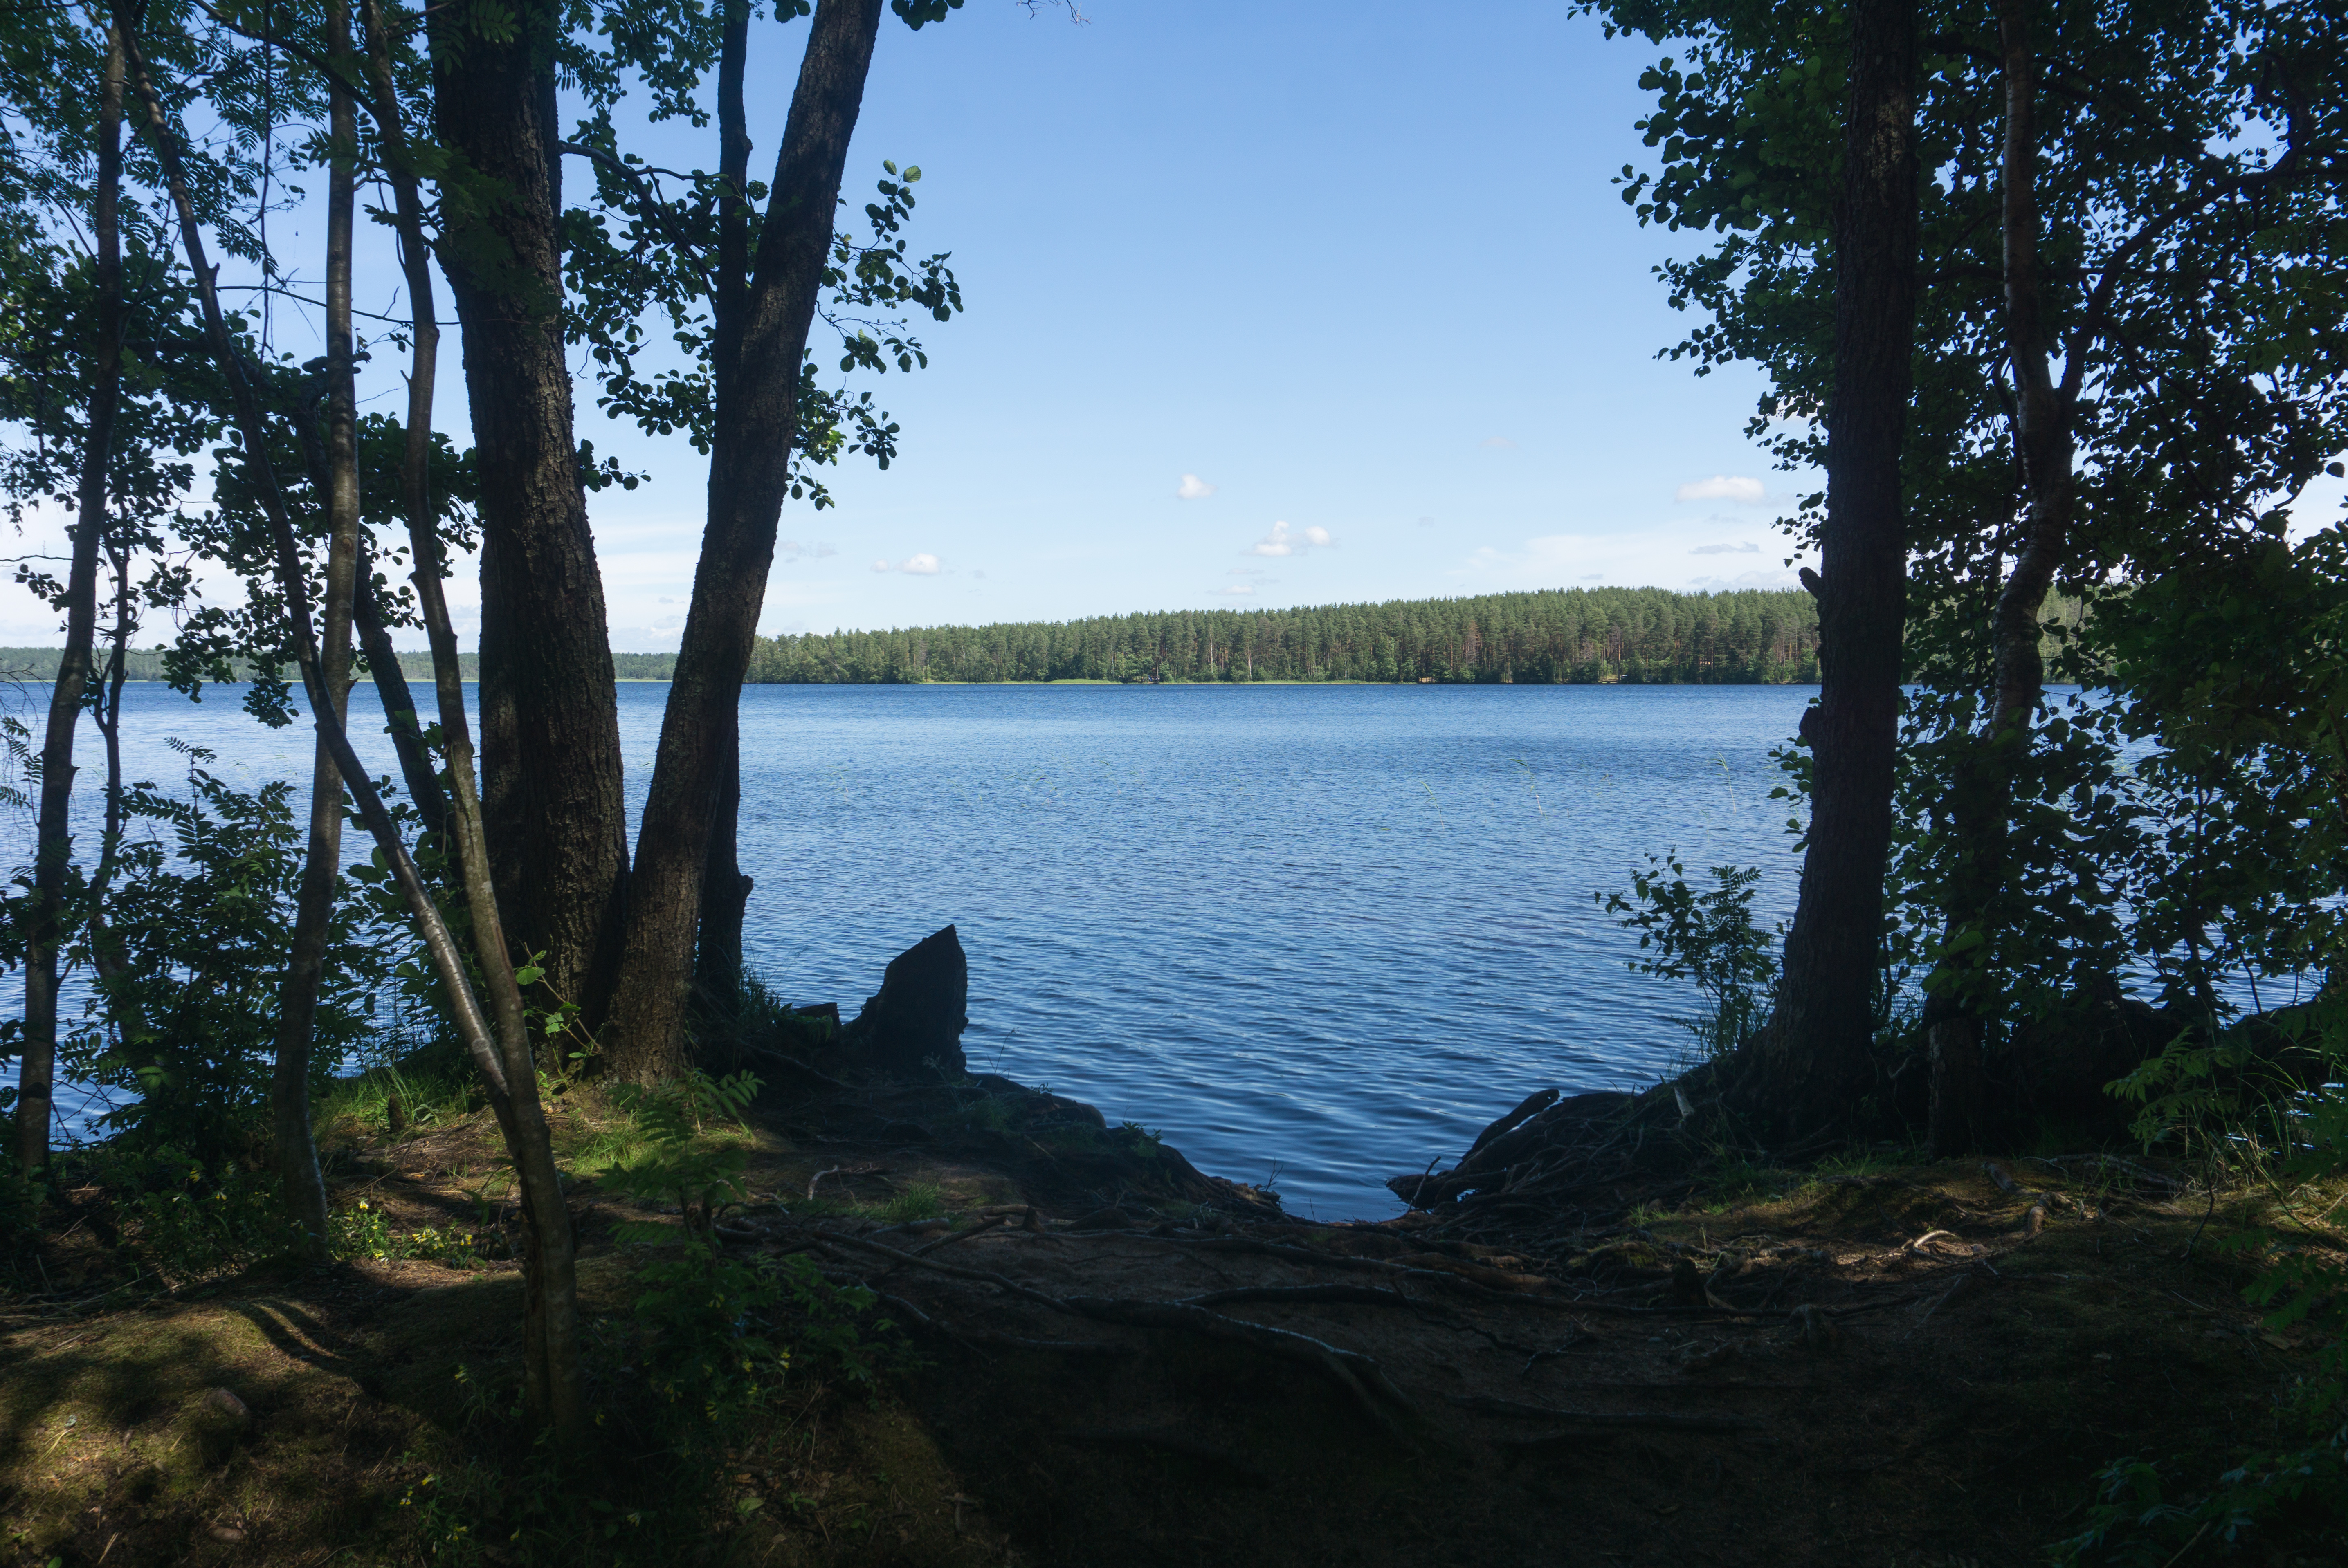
[2, 1070, 2340, 1567]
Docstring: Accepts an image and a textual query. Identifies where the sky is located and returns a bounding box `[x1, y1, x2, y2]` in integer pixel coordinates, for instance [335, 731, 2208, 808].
[4, 0, 1828, 651]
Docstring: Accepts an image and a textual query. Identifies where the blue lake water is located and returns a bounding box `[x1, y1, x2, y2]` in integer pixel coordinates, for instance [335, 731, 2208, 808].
[4, 680, 1818, 1218]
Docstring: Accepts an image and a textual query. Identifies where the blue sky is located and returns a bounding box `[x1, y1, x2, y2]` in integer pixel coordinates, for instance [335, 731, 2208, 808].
[602, 0, 1813, 648]
[1, 0, 1820, 650]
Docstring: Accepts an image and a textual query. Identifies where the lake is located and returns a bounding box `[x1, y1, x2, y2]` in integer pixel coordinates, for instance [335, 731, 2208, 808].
[5, 680, 1817, 1218]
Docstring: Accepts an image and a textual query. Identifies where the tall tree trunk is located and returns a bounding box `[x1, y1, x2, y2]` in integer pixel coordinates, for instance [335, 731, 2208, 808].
[1742, 0, 1917, 1139]
[600, 0, 885, 1083]
[361, 0, 584, 1434]
[1924, 0, 2075, 1155]
[16, 27, 125, 1189]
[123, 1, 586, 1441]
[271, 9, 362, 1263]
[429, 0, 629, 1026]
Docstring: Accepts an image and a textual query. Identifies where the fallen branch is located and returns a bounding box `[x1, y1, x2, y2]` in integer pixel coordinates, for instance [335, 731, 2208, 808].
[810, 1229, 1067, 1311]
[807, 1163, 886, 1202]
[909, 1213, 1010, 1258]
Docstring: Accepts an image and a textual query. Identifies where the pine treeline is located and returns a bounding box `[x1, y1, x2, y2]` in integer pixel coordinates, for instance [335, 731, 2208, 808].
[749, 586, 1822, 686]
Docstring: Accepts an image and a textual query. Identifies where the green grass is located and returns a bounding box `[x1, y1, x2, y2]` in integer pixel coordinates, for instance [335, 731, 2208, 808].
[315, 1062, 472, 1139]
[872, 1183, 946, 1224]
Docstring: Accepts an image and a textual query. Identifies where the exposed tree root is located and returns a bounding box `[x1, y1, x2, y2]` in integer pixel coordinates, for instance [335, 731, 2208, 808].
[1449, 1394, 1757, 1433]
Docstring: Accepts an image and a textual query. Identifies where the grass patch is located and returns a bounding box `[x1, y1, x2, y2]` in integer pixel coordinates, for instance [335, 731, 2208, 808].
[872, 1183, 946, 1225]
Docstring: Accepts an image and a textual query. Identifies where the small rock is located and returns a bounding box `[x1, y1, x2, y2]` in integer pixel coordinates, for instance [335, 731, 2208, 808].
[185, 1387, 251, 1468]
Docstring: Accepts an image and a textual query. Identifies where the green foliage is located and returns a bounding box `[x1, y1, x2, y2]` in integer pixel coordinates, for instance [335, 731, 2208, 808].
[98, 1148, 479, 1284]
[105, 1152, 296, 1284]
[751, 585, 1822, 685]
[2064, 997, 2348, 1559]
[315, 1061, 474, 1140]
[1589, 0, 2348, 1070]
[599, 1069, 896, 1423]
[329, 1198, 482, 1267]
[1601, 854, 1780, 1060]
[9, 744, 413, 1164]
[601, 1068, 762, 1239]
[872, 1182, 945, 1225]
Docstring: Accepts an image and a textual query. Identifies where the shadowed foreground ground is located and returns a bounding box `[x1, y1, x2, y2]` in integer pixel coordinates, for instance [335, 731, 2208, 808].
[1, 1070, 2335, 1567]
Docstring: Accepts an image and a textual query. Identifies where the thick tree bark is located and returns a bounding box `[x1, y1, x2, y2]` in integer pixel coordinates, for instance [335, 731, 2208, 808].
[271, 16, 362, 1263]
[16, 28, 125, 1188]
[124, 1, 586, 1441]
[600, 0, 885, 1082]
[1924, 0, 2075, 1155]
[430, 0, 628, 1025]
[1743, 0, 1917, 1139]
[362, 0, 585, 1436]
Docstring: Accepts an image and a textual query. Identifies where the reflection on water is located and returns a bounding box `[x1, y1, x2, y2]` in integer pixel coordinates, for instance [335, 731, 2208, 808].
[3, 680, 1815, 1218]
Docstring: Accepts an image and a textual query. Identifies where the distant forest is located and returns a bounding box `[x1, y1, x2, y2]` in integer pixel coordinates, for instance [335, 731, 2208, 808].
[748, 586, 1822, 685]
[0, 649, 680, 684]
[0, 588, 1817, 690]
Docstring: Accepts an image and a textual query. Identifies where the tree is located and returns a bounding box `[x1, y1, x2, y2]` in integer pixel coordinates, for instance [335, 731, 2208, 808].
[1743, 0, 1917, 1138]
[267, 0, 365, 1263]
[1594, 0, 2348, 1142]
[117, 0, 589, 1440]
[550, 0, 962, 1081]
[9, 13, 121, 1188]
[431, 0, 631, 1028]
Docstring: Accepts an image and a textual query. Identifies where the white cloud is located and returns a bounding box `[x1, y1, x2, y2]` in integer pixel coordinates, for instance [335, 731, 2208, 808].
[871, 559, 892, 573]
[1480, 436, 1517, 450]
[1176, 473, 1216, 500]
[779, 540, 838, 561]
[1417, 516, 1438, 527]
[1675, 475, 1766, 504]
[1691, 541, 1761, 556]
[1246, 520, 1333, 557]
[1218, 583, 1255, 595]
[872, 553, 943, 575]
